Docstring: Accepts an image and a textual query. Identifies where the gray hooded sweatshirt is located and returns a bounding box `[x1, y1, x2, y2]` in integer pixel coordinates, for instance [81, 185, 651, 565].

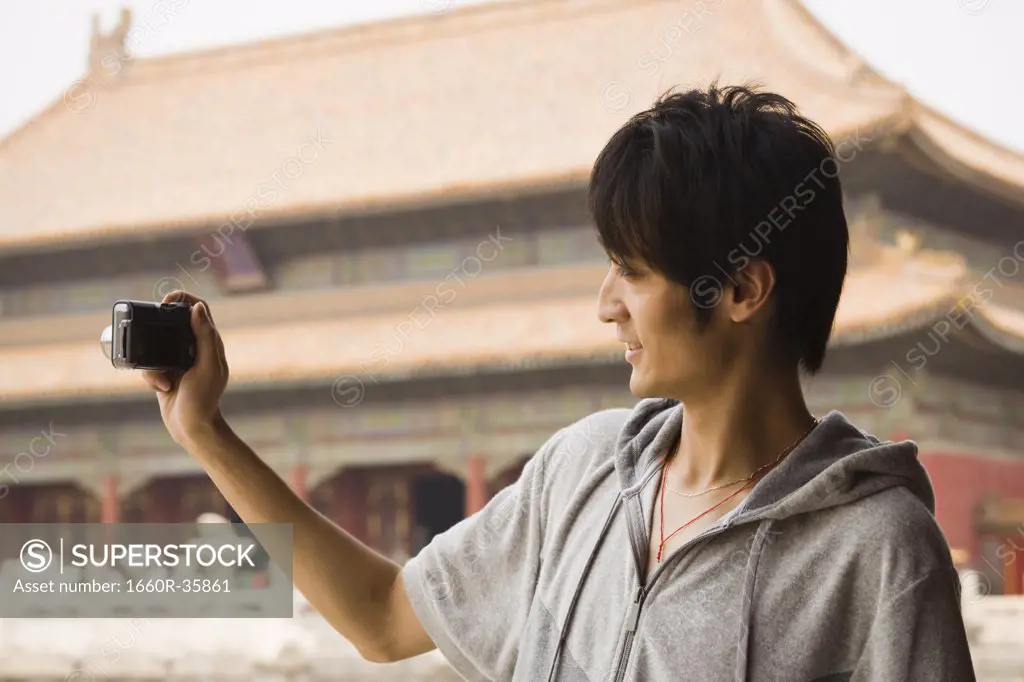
[401, 399, 975, 681]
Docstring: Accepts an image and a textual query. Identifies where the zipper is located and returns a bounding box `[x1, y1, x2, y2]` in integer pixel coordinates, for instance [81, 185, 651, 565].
[612, 584, 646, 682]
[611, 506, 736, 682]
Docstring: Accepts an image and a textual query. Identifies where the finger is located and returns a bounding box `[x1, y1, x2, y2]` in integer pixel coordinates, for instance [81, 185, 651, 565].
[142, 369, 172, 392]
[161, 290, 193, 304]
[161, 291, 215, 325]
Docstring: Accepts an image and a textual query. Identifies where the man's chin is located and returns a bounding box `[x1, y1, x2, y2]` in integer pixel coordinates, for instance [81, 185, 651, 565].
[628, 368, 683, 401]
[628, 372, 658, 399]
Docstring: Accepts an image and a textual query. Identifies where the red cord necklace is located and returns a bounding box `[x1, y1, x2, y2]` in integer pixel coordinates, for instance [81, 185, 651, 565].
[656, 419, 818, 563]
[656, 468, 751, 563]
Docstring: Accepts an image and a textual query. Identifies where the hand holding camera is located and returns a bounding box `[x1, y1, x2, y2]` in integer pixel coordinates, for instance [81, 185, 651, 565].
[101, 291, 230, 445]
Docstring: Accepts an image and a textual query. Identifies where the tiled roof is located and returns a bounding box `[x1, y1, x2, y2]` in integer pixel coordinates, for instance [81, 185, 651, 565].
[1, 252, 1022, 406]
[2, 0, 1021, 253]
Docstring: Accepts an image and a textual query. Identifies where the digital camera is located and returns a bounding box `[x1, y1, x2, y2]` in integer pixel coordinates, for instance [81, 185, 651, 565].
[101, 300, 196, 371]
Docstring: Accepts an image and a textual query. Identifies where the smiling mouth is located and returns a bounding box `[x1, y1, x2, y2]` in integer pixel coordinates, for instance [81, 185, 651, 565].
[624, 343, 643, 351]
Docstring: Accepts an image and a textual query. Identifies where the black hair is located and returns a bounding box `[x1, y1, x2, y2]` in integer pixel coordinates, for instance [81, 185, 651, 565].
[589, 82, 849, 374]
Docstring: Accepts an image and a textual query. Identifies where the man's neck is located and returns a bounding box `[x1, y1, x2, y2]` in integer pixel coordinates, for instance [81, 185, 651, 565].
[666, 368, 815, 493]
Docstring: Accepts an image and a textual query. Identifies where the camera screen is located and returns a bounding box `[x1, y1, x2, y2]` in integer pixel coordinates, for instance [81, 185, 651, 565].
[133, 323, 189, 368]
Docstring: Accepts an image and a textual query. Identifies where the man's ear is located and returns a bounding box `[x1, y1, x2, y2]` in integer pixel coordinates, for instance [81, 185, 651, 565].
[728, 260, 775, 323]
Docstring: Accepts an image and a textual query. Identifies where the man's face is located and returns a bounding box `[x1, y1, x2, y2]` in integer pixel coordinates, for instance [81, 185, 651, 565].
[597, 259, 730, 400]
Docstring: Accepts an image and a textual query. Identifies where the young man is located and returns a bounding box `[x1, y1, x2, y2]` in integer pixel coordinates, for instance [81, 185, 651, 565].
[144, 84, 975, 681]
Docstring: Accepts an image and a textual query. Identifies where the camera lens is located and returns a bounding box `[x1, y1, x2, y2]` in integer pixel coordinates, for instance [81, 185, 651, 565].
[100, 324, 113, 359]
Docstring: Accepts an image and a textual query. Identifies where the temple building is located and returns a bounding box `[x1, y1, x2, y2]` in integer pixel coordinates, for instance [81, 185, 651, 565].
[1, 0, 1023, 606]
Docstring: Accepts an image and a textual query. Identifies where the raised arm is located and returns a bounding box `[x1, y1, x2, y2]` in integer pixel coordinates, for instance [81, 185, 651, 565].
[142, 291, 432, 663]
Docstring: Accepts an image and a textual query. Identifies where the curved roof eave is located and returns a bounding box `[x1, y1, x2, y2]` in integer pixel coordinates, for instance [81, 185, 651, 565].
[782, 0, 1024, 207]
[0, 0, 1021, 253]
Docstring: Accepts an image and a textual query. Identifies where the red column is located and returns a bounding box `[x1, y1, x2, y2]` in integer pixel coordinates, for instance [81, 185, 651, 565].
[465, 455, 488, 517]
[290, 463, 308, 502]
[1004, 550, 1022, 596]
[101, 475, 119, 524]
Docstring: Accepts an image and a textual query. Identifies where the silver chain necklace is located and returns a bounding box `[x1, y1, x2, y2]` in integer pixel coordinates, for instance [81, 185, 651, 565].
[663, 418, 819, 498]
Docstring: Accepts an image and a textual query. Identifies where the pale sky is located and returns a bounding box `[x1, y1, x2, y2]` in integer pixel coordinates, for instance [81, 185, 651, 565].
[1, 0, 1022, 151]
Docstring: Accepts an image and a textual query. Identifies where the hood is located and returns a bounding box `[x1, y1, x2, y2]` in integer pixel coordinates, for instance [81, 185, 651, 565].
[545, 398, 938, 682]
[614, 398, 934, 520]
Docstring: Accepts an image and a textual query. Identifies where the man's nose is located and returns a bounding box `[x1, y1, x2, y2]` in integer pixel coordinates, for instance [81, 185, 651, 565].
[597, 266, 626, 324]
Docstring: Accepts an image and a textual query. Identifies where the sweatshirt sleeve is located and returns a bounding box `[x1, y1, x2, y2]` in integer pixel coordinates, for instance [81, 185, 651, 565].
[852, 565, 976, 681]
[399, 429, 567, 682]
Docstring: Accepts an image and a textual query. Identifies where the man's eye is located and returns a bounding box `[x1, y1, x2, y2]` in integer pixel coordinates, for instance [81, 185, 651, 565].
[616, 263, 640, 279]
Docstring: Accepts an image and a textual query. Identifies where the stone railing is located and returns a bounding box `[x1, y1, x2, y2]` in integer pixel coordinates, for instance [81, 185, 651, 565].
[0, 593, 1021, 680]
[0, 591, 462, 681]
[963, 595, 1024, 681]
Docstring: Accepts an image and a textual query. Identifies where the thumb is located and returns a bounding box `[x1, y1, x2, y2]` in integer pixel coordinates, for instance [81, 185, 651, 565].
[191, 301, 213, 332]
[195, 301, 212, 325]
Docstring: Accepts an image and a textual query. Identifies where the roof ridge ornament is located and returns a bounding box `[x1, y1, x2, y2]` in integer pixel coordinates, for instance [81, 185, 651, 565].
[894, 228, 922, 254]
[87, 7, 133, 86]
